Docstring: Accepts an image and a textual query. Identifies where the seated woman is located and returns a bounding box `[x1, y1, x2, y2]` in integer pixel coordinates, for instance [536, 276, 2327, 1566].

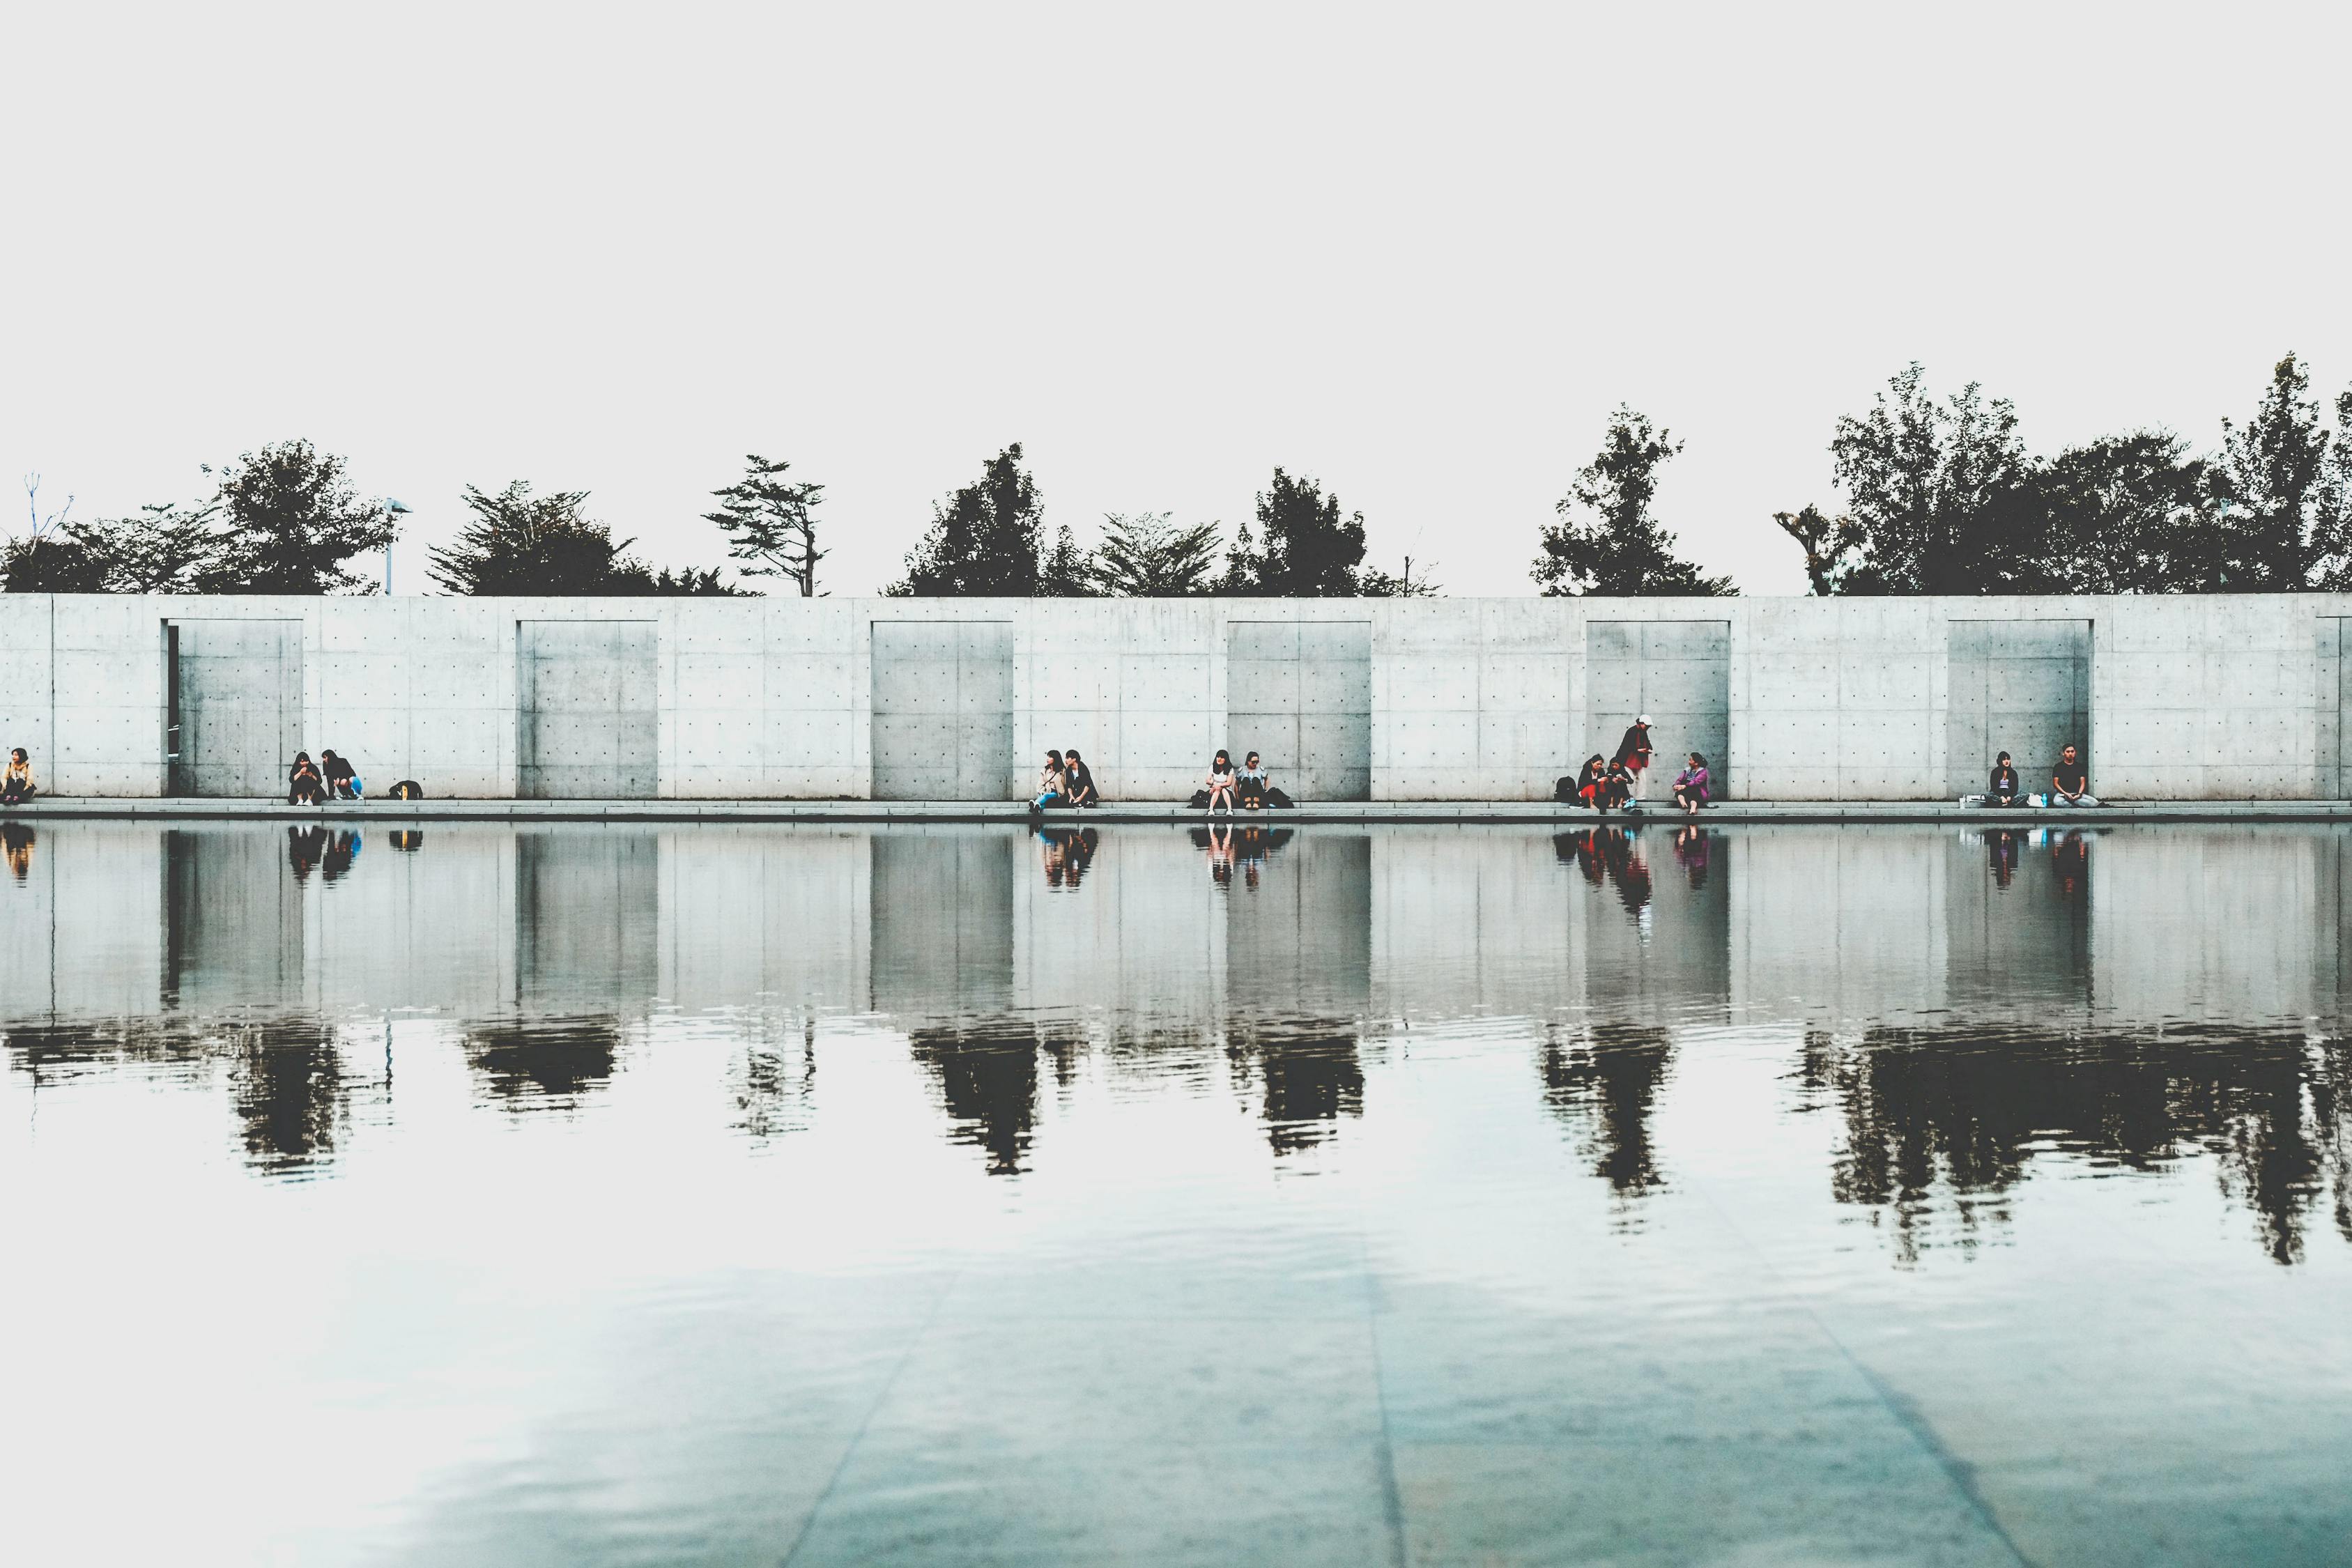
[1032, 748, 1067, 810]
[1, 748, 36, 806]
[287, 752, 328, 806]
[1571, 754, 1608, 811]
[1202, 749, 1236, 813]
[1987, 751, 2020, 807]
[1236, 751, 1269, 809]
[1601, 760, 1636, 811]
[1673, 752, 1711, 814]
[1063, 748, 1099, 807]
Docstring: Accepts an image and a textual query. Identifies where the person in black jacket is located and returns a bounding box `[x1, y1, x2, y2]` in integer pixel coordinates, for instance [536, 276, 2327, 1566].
[321, 750, 360, 800]
[1987, 751, 2021, 807]
[1063, 749, 1100, 807]
[287, 752, 327, 806]
[1613, 716, 1655, 803]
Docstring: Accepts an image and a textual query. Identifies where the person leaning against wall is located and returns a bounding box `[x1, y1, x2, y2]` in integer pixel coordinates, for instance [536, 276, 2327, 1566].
[2050, 744, 2100, 807]
[1, 748, 36, 806]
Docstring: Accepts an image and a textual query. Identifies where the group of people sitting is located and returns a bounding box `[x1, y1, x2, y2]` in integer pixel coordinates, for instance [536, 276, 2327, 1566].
[287, 750, 364, 805]
[1032, 749, 1100, 810]
[1982, 744, 2100, 808]
[1556, 718, 1712, 815]
[2, 747, 36, 806]
[1199, 749, 1289, 813]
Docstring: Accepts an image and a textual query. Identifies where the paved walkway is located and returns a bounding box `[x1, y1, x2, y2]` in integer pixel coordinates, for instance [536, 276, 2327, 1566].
[8, 797, 2351, 825]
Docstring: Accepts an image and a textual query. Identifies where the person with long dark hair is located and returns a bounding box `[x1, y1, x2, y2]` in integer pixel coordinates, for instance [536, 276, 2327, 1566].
[1, 748, 35, 806]
[1202, 749, 1236, 814]
[287, 751, 328, 806]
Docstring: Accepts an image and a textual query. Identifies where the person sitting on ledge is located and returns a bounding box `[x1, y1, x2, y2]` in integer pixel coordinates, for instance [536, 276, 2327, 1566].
[1063, 748, 1099, 807]
[1202, 749, 1236, 813]
[1988, 751, 2022, 807]
[1673, 752, 1711, 814]
[1236, 751, 1270, 810]
[1032, 748, 1067, 811]
[1570, 754, 1608, 811]
[321, 749, 362, 801]
[288, 752, 328, 806]
[2, 748, 36, 806]
[2050, 744, 2100, 807]
[1602, 759, 1637, 812]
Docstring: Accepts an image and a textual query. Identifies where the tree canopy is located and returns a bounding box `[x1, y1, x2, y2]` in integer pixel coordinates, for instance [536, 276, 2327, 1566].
[705, 454, 824, 596]
[1532, 407, 1732, 597]
[888, 444, 1043, 596]
[429, 482, 741, 596]
[200, 438, 396, 594]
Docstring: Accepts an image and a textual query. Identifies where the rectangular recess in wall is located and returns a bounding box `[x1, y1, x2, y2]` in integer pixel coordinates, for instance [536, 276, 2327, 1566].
[1946, 620, 2090, 797]
[2320, 618, 2351, 799]
[1585, 620, 1730, 798]
[168, 619, 303, 798]
[1227, 621, 1371, 802]
[870, 621, 1015, 800]
[517, 620, 658, 799]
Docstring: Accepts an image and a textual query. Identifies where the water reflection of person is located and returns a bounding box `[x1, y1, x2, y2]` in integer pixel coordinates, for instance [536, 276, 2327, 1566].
[322, 829, 362, 883]
[1204, 821, 1236, 886]
[1670, 824, 1710, 888]
[2050, 829, 2089, 899]
[1987, 828, 2021, 889]
[1552, 825, 1654, 926]
[288, 824, 328, 882]
[1038, 826, 1099, 889]
[2, 821, 33, 882]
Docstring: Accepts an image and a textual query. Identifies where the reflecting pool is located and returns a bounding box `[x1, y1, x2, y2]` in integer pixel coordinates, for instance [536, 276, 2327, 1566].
[3, 820, 2349, 1565]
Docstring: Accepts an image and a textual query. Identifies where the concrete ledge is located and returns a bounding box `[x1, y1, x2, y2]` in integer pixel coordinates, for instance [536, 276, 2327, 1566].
[8, 797, 2352, 826]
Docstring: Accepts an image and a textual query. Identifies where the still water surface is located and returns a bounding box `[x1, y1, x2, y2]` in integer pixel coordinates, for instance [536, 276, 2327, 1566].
[2, 820, 2349, 1565]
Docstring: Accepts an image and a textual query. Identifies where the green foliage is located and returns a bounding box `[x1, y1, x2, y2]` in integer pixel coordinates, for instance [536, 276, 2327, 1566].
[1036, 524, 1097, 597]
[1824, 366, 2036, 594]
[2213, 355, 2349, 589]
[705, 454, 822, 596]
[1, 534, 109, 592]
[2034, 433, 2220, 594]
[199, 438, 395, 594]
[889, 444, 1043, 596]
[1533, 407, 1732, 597]
[430, 482, 666, 596]
[1771, 505, 1867, 595]
[1092, 512, 1223, 597]
[1220, 468, 1367, 597]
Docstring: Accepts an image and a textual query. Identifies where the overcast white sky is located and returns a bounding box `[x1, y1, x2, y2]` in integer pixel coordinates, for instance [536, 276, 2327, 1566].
[4, 2, 2347, 597]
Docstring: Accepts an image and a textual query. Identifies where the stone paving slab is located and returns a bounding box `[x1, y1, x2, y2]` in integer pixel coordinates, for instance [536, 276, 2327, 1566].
[8, 797, 2352, 826]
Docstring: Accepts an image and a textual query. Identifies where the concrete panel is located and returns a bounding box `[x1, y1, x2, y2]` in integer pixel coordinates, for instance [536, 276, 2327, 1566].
[1229, 620, 1370, 801]
[1586, 620, 1730, 798]
[517, 620, 657, 800]
[171, 619, 301, 798]
[1947, 620, 2090, 796]
[2321, 618, 2348, 799]
[870, 621, 1015, 801]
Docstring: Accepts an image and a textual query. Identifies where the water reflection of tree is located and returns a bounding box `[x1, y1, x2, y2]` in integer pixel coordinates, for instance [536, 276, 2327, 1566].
[231, 1019, 348, 1173]
[1540, 1022, 1673, 1202]
[732, 1015, 817, 1144]
[908, 1020, 1050, 1174]
[1805, 1027, 2352, 1266]
[462, 1016, 622, 1112]
[1226, 1021, 1365, 1157]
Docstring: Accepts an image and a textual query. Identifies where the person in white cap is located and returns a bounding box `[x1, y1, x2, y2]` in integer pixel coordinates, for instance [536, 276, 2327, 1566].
[1612, 715, 1655, 803]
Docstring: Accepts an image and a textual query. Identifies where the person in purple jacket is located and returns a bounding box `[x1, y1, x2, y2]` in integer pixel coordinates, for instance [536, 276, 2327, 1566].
[1673, 753, 1711, 814]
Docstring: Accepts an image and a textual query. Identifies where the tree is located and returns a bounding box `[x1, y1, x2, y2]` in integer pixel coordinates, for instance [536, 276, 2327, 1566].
[1036, 523, 1097, 597]
[1533, 406, 1732, 597]
[1093, 512, 1223, 596]
[704, 454, 823, 596]
[199, 438, 396, 594]
[1824, 365, 2038, 594]
[1772, 505, 1868, 595]
[1, 534, 108, 592]
[888, 443, 1043, 596]
[429, 482, 660, 595]
[1357, 555, 1441, 597]
[2034, 433, 2220, 594]
[75, 503, 224, 593]
[1220, 468, 1368, 597]
[2212, 354, 2349, 590]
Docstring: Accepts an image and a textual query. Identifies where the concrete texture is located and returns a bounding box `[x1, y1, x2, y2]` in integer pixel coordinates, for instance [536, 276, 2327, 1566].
[1, 592, 2348, 800]
[170, 618, 301, 797]
[518, 619, 659, 799]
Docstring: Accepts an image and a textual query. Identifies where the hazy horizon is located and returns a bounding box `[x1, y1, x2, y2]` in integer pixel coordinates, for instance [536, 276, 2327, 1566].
[5, 2, 2347, 597]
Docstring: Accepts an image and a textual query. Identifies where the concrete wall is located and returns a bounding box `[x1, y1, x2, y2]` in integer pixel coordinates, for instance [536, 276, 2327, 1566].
[0, 592, 2342, 800]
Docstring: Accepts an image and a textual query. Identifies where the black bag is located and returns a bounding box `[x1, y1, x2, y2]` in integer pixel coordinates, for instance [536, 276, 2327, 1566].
[389, 780, 424, 800]
[1187, 790, 1211, 808]
[1267, 787, 1294, 809]
[1554, 775, 1576, 803]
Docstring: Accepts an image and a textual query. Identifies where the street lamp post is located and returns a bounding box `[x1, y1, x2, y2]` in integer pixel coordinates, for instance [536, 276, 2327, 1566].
[383, 498, 412, 593]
